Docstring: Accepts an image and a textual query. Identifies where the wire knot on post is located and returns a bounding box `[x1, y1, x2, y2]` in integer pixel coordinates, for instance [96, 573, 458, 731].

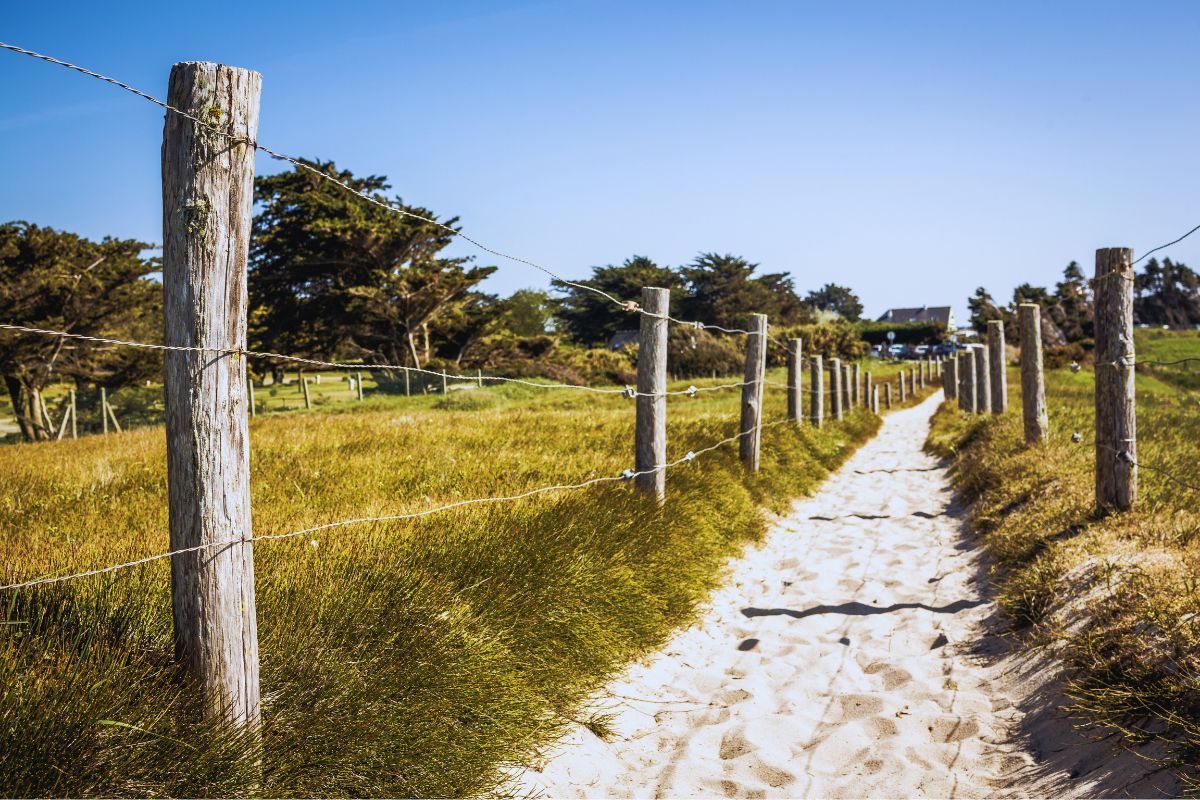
[622, 300, 641, 313]
[686, 385, 698, 397]
[621, 468, 635, 481]
[1070, 361, 1081, 373]
[1071, 432, 1083, 443]
[1117, 450, 1135, 464]
[622, 385, 636, 399]
[683, 451, 696, 462]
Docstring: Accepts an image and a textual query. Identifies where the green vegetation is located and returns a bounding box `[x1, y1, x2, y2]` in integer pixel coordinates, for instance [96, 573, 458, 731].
[0, 369, 937, 797]
[925, 330, 1200, 788]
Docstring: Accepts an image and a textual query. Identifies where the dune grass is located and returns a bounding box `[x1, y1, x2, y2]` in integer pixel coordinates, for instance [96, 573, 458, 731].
[1, 365, 936, 797]
[926, 336, 1200, 788]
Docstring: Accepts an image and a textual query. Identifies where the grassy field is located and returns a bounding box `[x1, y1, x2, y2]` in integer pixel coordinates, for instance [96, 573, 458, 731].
[926, 330, 1200, 787]
[0, 361, 935, 797]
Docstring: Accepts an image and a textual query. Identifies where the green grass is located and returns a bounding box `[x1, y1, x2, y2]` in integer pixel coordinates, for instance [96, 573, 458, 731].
[1133, 327, 1200, 390]
[0, 367, 937, 797]
[926, 360, 1200, 788]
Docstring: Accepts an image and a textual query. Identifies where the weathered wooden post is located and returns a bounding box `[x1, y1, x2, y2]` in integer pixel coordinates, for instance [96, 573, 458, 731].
[919, 360, 926, 389]
[810, 355, 824, 428]
[740, 313, 768, 471]
[872, 384, 879, 414]
[356, 371, 364, 401]
[852, 363, 862, 407]
[885, 382, 893, 409]
[958, 348, 976, 413]
[69, 389, 77, 439]
[786, 337, 802, 424]
[100, 386, 109, 434]
[247, 376, 256, 418]
[301, 373, 312, 409]
[1095, 247, 1137, 512]
[829, 357, 843, 421]
[477, 368, 483, 389]
[973, 344, 990, 416]
[987, 320, 1007, 414]
[1018, 304, 1048, 444]
[899, 371, 907, 402]
[162, 60, 261, 730]
[441, 370, 448, 395]
[636, 287, 669, 501]
[841, 363, 852, 412]
[864, 371, 873, 412]
[946, 355, 958, 400]
[404, 367, 411, 397]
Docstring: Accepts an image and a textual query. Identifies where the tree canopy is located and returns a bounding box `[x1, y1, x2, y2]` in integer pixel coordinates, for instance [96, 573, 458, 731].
[0, 221, 160, 441]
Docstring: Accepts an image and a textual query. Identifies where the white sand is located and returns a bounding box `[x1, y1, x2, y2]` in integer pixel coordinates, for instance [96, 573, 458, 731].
[510, 394, 1095, 799]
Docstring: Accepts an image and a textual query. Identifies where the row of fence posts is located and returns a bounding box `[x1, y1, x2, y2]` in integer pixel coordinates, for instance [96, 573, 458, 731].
[154, 58, 947, 736]
[25, 386, 120, 440]
[941, 247, 1136, 515]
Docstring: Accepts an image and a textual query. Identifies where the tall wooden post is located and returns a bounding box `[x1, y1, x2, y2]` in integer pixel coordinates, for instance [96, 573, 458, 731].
[1018, 304, 1048, 444]
[786, 338, 802, 424]
[872, 385, 879, 414]
[842, 363, 853, 412]
[987, 320, 1007, 414]
[301, 373, 312, 409]
[944, 355, 956, 399]
[899, 371, 907, 402]
[958, 348, 976, 413]
[247, 376, 256, 418]
[1095, 248, 1137, 512]
[69, 389, 77, 439]
[404, 367, 411, 397]
[829, 358, 843, 421]
[852, 363, 862, 407]
[162, 60, 261, 730]
[974, 344, 990, 416]
[442, 370, 448, 395]
[356, 371, 364, 401]
[636, 288, 669, 501]
[740, 314, 768, 471]
[810, 355, 824, 428]
[864, 372, 873, 412]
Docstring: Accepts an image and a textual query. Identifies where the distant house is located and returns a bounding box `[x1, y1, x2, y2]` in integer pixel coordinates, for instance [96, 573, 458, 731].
[876, 305, 955, 329]
[607, 330, 640, 350]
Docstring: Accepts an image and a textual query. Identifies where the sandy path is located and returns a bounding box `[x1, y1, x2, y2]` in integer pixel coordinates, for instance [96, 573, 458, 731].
[514, 393, 1040, 798]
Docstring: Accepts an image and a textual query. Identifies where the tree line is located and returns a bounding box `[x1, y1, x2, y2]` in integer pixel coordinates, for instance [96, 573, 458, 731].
[0, 159, 865, 442]
[966, 256, 1200, 349]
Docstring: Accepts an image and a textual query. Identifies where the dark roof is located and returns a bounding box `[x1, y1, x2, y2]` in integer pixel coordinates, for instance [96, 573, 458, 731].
[876, 306, 952, 326]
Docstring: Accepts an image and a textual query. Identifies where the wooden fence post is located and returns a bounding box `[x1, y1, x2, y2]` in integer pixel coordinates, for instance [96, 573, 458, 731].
[162, 59, 261, 730]
[865, 372, 873, 412]
[842, 363, 853, 412]
[974, 344, 990, 416]
[1018, 304, 1048, 444]
[1095, 247, 1137, 512]
[636, 287, 669, 501]
[247, 376, 256, 418]
[100, 386, 109, 434]
[740, 313, 768, 470]
[786, 338, 802, 424]
[442, 370, 448, 395]
[987, 319, 1007, 414]
[852, 363, 862, 407]
[810, 355, 823, 428]
[301, 373, 312, 409]
[945, 355, 957, 400]
[899, 371, 907, 402]
[69, 389, 77, 439]
[872, 384, 879, 414]
[829, 357, 843, 421]
[356, 371, 364, 401]
[404, 367, 411, 397]
[958, 348, 976, 413]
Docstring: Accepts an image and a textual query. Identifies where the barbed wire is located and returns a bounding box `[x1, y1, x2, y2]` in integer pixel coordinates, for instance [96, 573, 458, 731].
[0, 322, 756, 399]
[1076, 438, 1200, 495]
[0, 418, 795, 592]
[1135, 221, 1200, 266]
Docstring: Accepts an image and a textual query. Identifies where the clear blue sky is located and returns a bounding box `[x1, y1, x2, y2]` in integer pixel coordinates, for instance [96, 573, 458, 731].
[4, 1, 1200, 324]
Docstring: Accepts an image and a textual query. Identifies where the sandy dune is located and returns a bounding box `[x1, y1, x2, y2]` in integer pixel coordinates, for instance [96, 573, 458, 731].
[512, 393, 1173, 799]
